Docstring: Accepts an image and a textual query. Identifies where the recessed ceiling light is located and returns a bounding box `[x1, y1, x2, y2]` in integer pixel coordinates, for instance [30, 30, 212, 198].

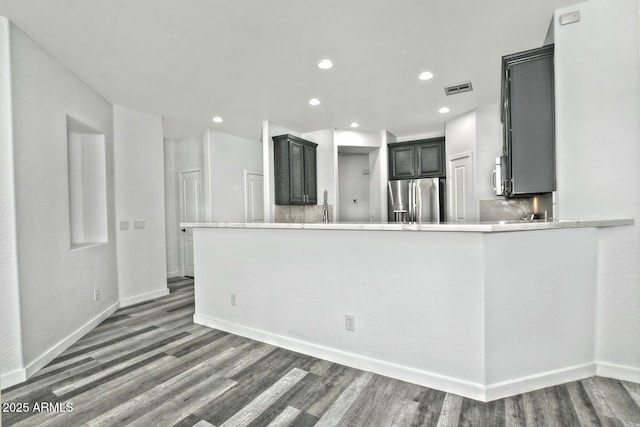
[438, 107, 450, 114]
[317, 59, 333, 70]
[419, 71, 434, 80]
[350, 122, 360, 128]
[212, 116, 223, 123]
[309, 98, 320, 106]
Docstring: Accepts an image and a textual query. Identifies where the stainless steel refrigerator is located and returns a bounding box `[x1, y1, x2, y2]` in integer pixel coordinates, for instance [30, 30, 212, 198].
[388, 178, 445, 223]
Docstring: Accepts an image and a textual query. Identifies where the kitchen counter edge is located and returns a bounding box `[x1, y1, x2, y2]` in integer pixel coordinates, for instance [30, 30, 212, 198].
[181, 219, 633, 233]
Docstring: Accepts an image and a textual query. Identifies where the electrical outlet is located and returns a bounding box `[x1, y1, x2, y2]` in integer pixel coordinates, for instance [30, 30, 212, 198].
[93, 289, 100, 302]
[133, 220, 145, 230]
[119, 221, 129, 231]
[230, 293, 237, 306]
[345, 314, 356, 332]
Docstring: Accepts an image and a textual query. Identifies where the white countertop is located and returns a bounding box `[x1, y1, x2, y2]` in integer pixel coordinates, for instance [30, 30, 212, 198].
[181, 218, 633, 233]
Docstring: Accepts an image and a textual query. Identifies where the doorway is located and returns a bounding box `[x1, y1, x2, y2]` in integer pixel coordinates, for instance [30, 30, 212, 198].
[179, 170, 201, 277]
[337, 148, 372, 222]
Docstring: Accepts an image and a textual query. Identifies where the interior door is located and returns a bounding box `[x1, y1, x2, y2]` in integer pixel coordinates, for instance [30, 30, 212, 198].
[180, 170, 201, 277]
[448, 152, 474, 223]
[245, 171, 264, 222]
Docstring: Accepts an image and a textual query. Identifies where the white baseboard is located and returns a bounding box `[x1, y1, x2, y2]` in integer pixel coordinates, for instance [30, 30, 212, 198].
[194, 313, 486, 401]
[194, 313, 635, 402]
[167, 271, 180, 279]
[597, 361, 640, 384]
[5, 288, 170, 390]
[1, 368, 27, 390]
[484, 363, 597, 401]
[22, 302, 120, 382]
[120, 288, 170, 308]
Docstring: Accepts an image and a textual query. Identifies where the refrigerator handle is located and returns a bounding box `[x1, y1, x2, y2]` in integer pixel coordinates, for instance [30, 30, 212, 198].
[414, 181, 421, 223]
[406, 182, 410, 222]
[407, 181, 412, 222]
[410, 181, 416, 222]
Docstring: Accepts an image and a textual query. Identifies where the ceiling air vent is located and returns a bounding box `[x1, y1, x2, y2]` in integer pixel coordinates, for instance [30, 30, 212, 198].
[444, 81, 473, 96]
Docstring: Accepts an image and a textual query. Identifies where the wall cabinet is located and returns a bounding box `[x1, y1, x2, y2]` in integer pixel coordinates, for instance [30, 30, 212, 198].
[388, 137, 445, 180]
[501, 45, 555, 196]
[273, 134, 317, 205]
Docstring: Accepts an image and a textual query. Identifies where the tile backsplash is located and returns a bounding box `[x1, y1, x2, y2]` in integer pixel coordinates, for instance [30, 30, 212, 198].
[274, 205, 334, 223]
[273, 195, 552, 223]
[479, 193, 554, 221]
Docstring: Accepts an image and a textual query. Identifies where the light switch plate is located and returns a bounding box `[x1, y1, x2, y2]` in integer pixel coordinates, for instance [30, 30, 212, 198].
[133, 220, 145, 230]
[119, 221, 129, 231]
[345, 314, 356, 332]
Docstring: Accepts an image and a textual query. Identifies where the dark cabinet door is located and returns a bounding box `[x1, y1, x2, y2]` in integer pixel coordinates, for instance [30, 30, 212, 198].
[273, 135, 291, 205]
[303, 144, 317, 204]
[289, 141, 305, 203]
[389, 145, 415, 179]
[502, 45, 555, 196]
[416, 139, 445, 177]
[272, 134, 318, 205]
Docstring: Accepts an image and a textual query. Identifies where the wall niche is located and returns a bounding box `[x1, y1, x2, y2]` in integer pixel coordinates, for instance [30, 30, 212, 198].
[66, 116, 107, 249]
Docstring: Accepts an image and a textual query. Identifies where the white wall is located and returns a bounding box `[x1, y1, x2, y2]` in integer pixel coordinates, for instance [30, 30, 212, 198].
[163, 139, 179, 276]
[445, 105, 503, 221]
[164, 134, 203, 277]
[395, 129, 445, 142]
[302, 128, 335, 214]
[376, 132, 392, 222]
[9, 23, 119, 376]
[0, 17, 24, 388]
[474, 105, 503, 201]
[554, 0, 640, 379]
[445, 110, 477, 159]
[205, 130, 262, 222]
[484, 228, 598, 394]
[194, 228, 486, 398]
[334, 129, 382, 148]
[113, 105, 168, 306]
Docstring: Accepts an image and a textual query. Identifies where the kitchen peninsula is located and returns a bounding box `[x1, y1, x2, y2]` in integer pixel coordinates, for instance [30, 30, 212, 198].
[183, 219, 632, 402]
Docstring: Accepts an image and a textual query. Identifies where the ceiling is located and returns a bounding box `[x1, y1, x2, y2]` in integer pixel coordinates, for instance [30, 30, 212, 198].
[0, 0, 578, 141]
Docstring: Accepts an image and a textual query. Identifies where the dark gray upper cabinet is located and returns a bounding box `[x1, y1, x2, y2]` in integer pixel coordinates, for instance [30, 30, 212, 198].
[388, 137, 445, 180]
[273, 134, 318, 205]
[501, 45, 555, 196]
[416, 140, 445, 177]
[389, 144, 415, 178]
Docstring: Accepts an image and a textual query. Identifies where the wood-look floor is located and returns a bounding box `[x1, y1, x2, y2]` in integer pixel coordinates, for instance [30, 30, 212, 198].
[3, 278, 640, 427]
